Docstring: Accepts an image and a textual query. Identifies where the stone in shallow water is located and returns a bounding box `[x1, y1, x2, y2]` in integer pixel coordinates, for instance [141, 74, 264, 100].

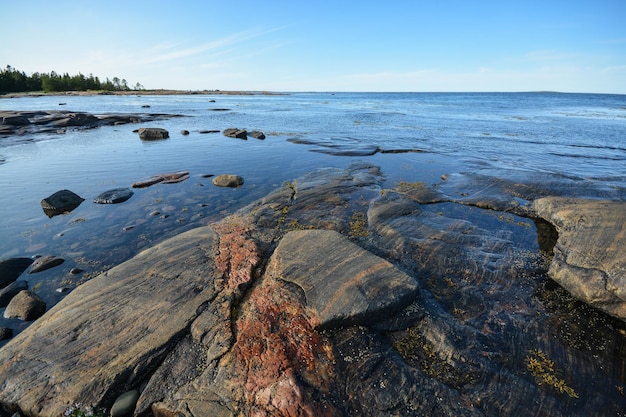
[212, 174, 244, 188]
[223, 128, 247, 139]
[93, 188, 134, 204]
[40, 189, 84, 217]
[137, 127, 169, 140]
[4, 290, 46, 321]
[29, 255, 64, 274]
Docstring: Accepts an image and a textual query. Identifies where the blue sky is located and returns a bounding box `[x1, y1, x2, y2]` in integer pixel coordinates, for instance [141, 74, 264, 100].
[1, 0, 625, 93]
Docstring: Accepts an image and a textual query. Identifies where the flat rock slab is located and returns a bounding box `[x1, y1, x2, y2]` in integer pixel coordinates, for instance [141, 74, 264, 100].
[267, 230, 418, 329]
[29, 255, 64, 274]
[0, 226, 221, 417]
[534, 197, 626, 321]
[132, 171, 190, 188]
[93, 188, 134, 204]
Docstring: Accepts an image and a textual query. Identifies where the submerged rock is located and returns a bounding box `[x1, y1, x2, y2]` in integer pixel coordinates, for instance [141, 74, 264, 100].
[534, 197, 626, 321]
[40, 189, 84, 217]
[93, 188, 134, 204]
[132, 171, 190, 188]
[212, 174, 244, 188]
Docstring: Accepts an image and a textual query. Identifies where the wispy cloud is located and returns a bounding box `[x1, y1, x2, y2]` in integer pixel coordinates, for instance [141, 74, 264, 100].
[142, 27, 285, 64]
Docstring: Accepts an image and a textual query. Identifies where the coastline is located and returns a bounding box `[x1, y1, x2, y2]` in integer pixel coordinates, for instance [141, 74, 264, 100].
[0, 89, 286, 99]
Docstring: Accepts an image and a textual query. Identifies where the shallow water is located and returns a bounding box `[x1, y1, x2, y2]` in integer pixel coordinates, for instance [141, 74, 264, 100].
[1, 93, 625, 300]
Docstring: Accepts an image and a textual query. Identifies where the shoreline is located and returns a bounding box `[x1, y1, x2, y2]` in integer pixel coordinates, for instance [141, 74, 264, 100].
[0, 89, 286, 98]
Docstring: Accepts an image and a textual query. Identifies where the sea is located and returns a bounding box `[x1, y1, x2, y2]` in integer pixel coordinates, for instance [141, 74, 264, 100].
[0, 91, 625, 316]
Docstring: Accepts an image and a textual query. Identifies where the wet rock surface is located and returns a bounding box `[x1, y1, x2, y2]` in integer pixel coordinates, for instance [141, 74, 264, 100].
[137, 127, 169, 140]
[0, 163, 624, 417]
[93, 188, 134, 204]
[212, 174, 244, 188]
[28, 255, 64, 274]
[0, 110, 180, 143]
[223, 127, 248, 139]
[40, 189, 84, 217]
[534, 197, 626, 321]
[131, 171, 190, 188]
[3, 290, 46, 321]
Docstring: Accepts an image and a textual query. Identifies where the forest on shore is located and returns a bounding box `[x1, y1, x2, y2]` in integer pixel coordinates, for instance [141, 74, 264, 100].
[0, 65, 143, 94]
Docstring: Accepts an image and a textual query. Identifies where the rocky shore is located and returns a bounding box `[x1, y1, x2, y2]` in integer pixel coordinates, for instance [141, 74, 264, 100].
[0, 110, 182, 140]
[0, 161, 624, 417]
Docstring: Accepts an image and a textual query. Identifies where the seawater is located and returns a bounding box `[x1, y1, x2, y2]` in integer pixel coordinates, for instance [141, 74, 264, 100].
[0, 92, 625, 310]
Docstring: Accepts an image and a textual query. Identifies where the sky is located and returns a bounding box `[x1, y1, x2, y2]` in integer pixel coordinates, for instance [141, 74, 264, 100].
[1, 0, 625, 93]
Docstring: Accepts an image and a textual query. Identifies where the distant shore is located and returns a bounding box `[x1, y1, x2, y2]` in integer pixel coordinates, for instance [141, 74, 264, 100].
[0, 89, 286, 98]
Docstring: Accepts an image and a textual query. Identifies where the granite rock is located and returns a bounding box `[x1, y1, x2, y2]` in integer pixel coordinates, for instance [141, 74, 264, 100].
[3, 290, 46, 321]
[534, 197, 626, 321]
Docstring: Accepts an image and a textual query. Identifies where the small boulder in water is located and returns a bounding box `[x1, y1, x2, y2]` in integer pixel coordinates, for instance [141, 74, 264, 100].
[29, 255, 65, 274]
[212, 174, 244, 188]
[93, 188, 134, 204]
[0, 280, 29, 307]
[249, 130, 266, 140]
[223, 128, 247, 139]
[137, 127, 169, 140]
[4, 290, 46, 321]
[40, 189, 84, 217]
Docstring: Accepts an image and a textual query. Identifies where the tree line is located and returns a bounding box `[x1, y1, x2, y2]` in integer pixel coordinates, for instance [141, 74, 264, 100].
[0, 65, 144, 94]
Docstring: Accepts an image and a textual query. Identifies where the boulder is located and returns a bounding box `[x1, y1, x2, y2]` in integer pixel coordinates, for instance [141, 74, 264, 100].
[40, 189, 84, 217]
[0, 258, 33, 288]
[137, 127, 169, 140]
[212, 174, 244, 188]
[29, 255, 64, 274]
[534, 197, 626, 321]
[0, 280, 29, 307]
[3, 290, 46, 321]
[0, 327, 12, 341]
[267, 230, 418, 329]
[110, 390, 139, 417]
[222, 128, 247, 139]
